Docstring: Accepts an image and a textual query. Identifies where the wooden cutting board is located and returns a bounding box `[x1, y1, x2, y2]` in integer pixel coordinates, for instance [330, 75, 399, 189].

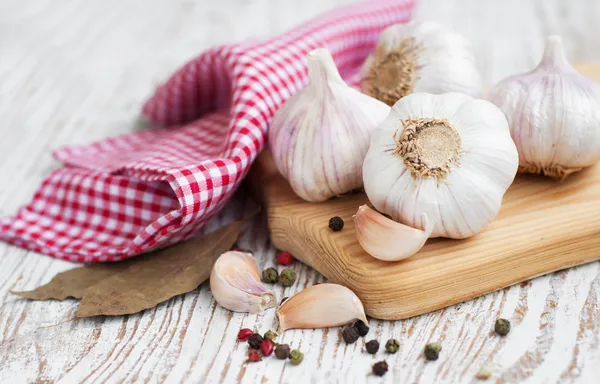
[249, 63, 600, 320]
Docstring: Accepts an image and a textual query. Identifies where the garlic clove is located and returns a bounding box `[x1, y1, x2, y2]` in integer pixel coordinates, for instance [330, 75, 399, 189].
[487, 35, 600, 178]
[361, 21, 482, 106]
[268, 48, 390, 202]
[210, 251, 276, 314]
[353, 205, 433, 261]
[276, 283, 367, 332]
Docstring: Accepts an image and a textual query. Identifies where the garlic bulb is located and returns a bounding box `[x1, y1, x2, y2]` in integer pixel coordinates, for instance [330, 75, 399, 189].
[268, 48, 391, 202]
[210, 251, 276, 314]
[363, 92, 518, 239]
[487, 35, 600, 178]
[353, 205, 433, 261]
[360, 20, 482, 106]
[276, 283, 367, 332]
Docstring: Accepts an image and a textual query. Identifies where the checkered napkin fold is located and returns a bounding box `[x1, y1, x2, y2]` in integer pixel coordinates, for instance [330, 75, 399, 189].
[0, 0, 414, 262]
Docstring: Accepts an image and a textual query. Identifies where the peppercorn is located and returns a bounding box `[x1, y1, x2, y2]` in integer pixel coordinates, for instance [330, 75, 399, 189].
[289, 349, 304, 365]
[280, 268, 296, 287]
[260, 339, 274, 356]
[248, 333, 264, 349]
[328, 216, 344, 231]
[275, 344, 291, 360]
[494, 318, 511, 336]
[354, 320, 370, 337]
[237, 328, 254, 341]
[264, 330, 278, 342]
[247, 349, 262, 362]
[342, 325, 360, 344]
[262, 267, 279, 284]
[424, 342, 442, 361]
[276, 251, 294, 266]
[365, 340, 379, 354]
[372, 361, 388, 376]
[385, 339, 399, 354]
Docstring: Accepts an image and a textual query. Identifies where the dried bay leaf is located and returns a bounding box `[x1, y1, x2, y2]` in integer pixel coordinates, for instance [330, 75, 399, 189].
[11, 262, 132, 300]
[76, 219, 243, 317]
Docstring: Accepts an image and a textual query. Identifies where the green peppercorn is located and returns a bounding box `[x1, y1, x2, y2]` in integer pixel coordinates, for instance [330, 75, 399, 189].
[424, 342, 442, 361]
[275, 344, 291, 360]
[372, 361, 388, 376]
[365, 340, 379, 354]
[385, 339, 399, 354]
[262, 267, 279, 284]
[264, 330, 278, 342]
[289, 349, 304, 365]
[495, 318, 511, 336]
[280, 268, 296, 287]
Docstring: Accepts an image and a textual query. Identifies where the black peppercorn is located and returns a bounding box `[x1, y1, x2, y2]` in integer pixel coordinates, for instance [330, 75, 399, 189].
[261, 267, 279, 284]
[354, 320, 370, 337]
[495, 318, 511, 336]
[341, 325, 360, 344]
[275, 344, 291, 360]
[328, 216, 344, 231]
[424, 342, 442, 360]
[385, 339, 399, 354]
[372, 361, 388, 376]
[365, 340, 379, 354]
[248, 333, 264, 349]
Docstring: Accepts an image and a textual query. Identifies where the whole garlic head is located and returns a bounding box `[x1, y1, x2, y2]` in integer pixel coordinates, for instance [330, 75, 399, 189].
[268, 48, 391, 202]
[360, 21, 482, 106]
[488, 35, 600, 178]
[363, 92, 518, 239]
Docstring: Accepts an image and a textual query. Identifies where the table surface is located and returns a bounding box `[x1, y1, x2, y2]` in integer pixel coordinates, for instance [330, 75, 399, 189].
[2, 1, 600, 383]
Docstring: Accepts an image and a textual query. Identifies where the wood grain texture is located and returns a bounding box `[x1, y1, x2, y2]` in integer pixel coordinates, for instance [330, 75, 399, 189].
[2, 0, 600, 383]
[252, 142, 600, 320]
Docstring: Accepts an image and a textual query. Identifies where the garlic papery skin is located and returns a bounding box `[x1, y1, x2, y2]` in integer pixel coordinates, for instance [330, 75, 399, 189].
[210, 251, 276, 314]
[487, 35, 600, 179]
[363, 92, 518, 239]
[360, 21, 482, 106]
[353, 205, 433, 261]
[268, 48, 391, 202]
[276, 283, 367, 332]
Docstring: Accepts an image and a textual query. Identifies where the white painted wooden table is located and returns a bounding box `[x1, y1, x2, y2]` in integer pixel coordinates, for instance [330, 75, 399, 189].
[2, 1, 600, 383]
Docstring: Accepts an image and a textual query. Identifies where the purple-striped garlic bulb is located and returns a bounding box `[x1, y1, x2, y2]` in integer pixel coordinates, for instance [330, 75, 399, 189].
[488, 35, 600, 179]
[268, 48, 390, 202]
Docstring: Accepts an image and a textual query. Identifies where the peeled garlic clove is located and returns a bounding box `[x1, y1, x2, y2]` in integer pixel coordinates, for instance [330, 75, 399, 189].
[276, 283, 367, 332]
[268, 48, 390, 202]
[361, 21, 482, 106]
[210, 251, 276, 314]
[488, 35, 600, 179]
[354, 205, 432, 261]
[363, 92, 518, 239]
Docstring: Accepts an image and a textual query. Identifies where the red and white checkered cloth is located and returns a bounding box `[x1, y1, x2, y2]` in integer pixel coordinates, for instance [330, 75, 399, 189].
[0, 0, 414, 262]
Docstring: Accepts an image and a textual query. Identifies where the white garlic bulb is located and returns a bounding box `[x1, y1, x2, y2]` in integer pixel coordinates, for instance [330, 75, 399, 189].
[363, 92, 518, 239]
[488, 35, 600, 178]
[268, 48, 391, 202]
[360, 20, 482, 106]
[210, 251, 276, 314]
